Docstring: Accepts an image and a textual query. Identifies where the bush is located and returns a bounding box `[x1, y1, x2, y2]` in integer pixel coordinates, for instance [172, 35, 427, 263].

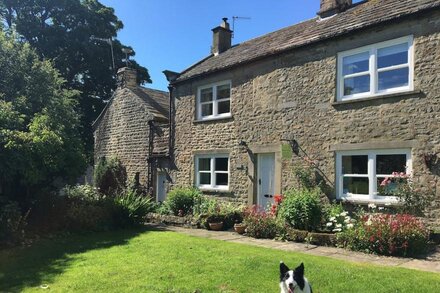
[0, 197, 29, 245]
[243, 205, 278, 239]
[278, 188, 323, 231]
[323, 203, 354, 232]
[113, 189, 155, 226]
[94, 157, 127, 196]
[166, 187, 201, 216]
[337, 213, 429, 257]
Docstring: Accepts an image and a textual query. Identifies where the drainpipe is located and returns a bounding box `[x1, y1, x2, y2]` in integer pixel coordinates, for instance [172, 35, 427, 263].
[167, 85, 174, 160]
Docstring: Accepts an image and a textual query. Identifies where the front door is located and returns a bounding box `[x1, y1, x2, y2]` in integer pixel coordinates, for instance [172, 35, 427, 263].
[156, 172, 167, 202]
[257, 153, 275, 208]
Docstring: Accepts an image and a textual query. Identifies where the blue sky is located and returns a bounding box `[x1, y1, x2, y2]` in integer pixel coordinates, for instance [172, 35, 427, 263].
[100, 0, 361, 91]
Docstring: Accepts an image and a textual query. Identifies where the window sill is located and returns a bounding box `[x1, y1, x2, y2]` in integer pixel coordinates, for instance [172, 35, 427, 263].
[194, 115, 233, 123]
[199, 187, 230, 193]
[332, 90, 421, 106]
[338, 197, 402, 206]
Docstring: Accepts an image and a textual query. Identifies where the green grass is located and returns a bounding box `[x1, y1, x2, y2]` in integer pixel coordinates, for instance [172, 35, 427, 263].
[1, 228, 439, 292]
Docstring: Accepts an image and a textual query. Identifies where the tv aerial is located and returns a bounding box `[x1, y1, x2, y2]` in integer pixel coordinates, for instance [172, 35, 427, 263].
[232, 16, 251, 39]
[122, 48, 133, 67]
[90, 35, 115, 72]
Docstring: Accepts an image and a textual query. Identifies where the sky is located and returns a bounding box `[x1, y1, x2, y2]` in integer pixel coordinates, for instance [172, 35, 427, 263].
[100, 0, 362, 91]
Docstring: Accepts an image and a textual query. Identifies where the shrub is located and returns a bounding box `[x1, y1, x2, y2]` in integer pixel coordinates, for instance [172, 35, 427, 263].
[94, 157, 127, 196]
[243, 205, 278, 239]
[113, 189, 155, 226]
[166, 187, 202, 216]
[323, 203, 355, 232]
[0, 197, 29, 245]
[63, 184, 101, 202]
[337, 213, 429, 257]
[379, 173, 432, 216]
[278, 188, 323, 231]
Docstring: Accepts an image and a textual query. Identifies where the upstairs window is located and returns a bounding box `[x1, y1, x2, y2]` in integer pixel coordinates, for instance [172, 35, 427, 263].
[337, 36, 413, 101]
[197, 81, 231, 120]
[195, 154, 229, 190]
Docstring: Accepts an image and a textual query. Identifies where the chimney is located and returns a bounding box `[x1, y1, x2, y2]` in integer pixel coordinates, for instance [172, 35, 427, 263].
[318, 0, 352, 18]
[117, 67, 137, 88]
[211, 18, 232, 55]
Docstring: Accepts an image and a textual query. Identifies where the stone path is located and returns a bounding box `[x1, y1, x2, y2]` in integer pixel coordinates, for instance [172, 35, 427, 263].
[146, 223, 440, 274]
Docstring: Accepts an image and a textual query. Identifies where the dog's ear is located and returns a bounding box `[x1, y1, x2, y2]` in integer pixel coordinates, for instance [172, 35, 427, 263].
[294, 263, 305, 290]
[280, 261, 290, 281]
[294, 262, 304, 276]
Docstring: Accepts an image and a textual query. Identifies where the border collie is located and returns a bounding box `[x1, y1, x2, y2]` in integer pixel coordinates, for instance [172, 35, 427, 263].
[279, 262, 312, 293]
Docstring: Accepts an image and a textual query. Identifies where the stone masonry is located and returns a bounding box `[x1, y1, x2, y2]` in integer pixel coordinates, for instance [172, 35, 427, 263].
[170, 8, 440, 228]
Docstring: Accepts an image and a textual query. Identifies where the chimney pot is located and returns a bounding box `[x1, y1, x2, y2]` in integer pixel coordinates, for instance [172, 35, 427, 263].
[211, 18, 232, 55]
[318, 0, 352, 18]
[117, 67, 138, 88]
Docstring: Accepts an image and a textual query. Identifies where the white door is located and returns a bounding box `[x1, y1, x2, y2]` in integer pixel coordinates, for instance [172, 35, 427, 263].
[156, 172, 167, 202]
[257, 153, 275, 208]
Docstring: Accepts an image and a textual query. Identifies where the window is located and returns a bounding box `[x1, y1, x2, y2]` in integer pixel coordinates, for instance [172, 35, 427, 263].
[336, 149, 411, 202]
[195, 155, 229, 190]
[197, 81, 231, 120]
[337, 36, 413, 101]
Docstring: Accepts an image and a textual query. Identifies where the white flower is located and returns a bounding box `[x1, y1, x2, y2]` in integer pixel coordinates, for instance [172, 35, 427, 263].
[340, 211, 348, 216]
[329, 217, 336, 221]
[378, 207, 384, 211]
[336, 223, 342, 228]
[344, 218, 351, 223]
[326, 222, 333, 227]
[365, 216, 372, 226]
[368, 203, 376, 209]
[333, 228, 342, 232]
[347, 223, 354, 229]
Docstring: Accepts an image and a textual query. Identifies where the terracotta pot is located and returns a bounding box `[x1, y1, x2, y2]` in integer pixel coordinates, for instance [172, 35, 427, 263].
[234, 223, 247, 234]
[208, 222, 223, 231]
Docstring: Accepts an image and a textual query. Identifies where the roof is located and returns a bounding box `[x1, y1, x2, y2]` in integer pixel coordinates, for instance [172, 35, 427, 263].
[92, 86, 169, 130]
[174, 0, 440, 83]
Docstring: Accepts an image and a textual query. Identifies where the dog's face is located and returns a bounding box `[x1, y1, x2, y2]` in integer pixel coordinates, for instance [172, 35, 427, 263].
[280, 262, 305, 293]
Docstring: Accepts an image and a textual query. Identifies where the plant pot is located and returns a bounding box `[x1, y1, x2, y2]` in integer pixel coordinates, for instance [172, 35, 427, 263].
[234, 223, 247, 234]
[208, 222, 223, 231]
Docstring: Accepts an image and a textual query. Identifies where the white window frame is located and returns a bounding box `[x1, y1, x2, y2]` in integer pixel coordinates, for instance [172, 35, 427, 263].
[335, 149, 412, 204]
[337, 36, 414, 101]
[197, 80, 231, 121]
[195, 154, 229, 191]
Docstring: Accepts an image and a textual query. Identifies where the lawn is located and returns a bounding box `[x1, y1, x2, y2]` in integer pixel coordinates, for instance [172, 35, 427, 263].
[1, 228, 439, 292]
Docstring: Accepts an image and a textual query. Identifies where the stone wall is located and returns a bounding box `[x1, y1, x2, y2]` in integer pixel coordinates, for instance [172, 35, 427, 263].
[172, 11, 440, 227]
[94, 87, 168, 187]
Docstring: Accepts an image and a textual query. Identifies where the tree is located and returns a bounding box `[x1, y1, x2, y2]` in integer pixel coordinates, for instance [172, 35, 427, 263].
[0, 31, 86, 202]
[0, 0, 151, 158]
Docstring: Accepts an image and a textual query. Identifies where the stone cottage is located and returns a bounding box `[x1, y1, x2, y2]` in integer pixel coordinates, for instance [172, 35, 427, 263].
[93, 67, 171, 201]
[165, 0, 440, 227]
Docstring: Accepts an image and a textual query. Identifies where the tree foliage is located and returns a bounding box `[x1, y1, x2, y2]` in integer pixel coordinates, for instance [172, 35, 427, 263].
[0, 31, 86, 200]
[0, 0, 151, 157]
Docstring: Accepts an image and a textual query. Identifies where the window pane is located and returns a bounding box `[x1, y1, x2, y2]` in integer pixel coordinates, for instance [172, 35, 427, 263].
[217, 84, 230, 100]
[378, 67, 409, 91]
[343, 177, 369, 195]
[199, 173, 211, 185]
[218, 100, 230, 114]
[378, 43, 408, 68]
[344, 75, 370, 95]
[215, 158, 228, 171]
[376, 154, 407, 174]
[201, 103, 213, 116]
[343, 52, 369, 75]
[216, 173, 228, 186]
[342, 155, 368, 174]
[200, 88, 213, 102]
[377, 177, 408, 196]
[198, 158, 211, 171]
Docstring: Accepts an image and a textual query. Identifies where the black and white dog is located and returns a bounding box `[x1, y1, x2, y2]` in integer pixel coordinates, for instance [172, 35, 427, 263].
[279, 262, 312, 293]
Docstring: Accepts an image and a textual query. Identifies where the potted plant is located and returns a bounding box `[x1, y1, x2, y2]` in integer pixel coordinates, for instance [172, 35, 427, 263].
[206, 214, 224, 231]
[234, 222, 247, 234]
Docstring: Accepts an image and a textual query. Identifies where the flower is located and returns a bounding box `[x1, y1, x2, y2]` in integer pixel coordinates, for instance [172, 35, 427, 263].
[378, 207, 384, 211]
[368, 203, 376, 210]
[336, 223, 342, 228]
[346, 223, 354, 229]
[326, 222, 333, 227]
[333, 228, 342, 232]
[340, 211, 348, 216]
[329, 216, 336, 221]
